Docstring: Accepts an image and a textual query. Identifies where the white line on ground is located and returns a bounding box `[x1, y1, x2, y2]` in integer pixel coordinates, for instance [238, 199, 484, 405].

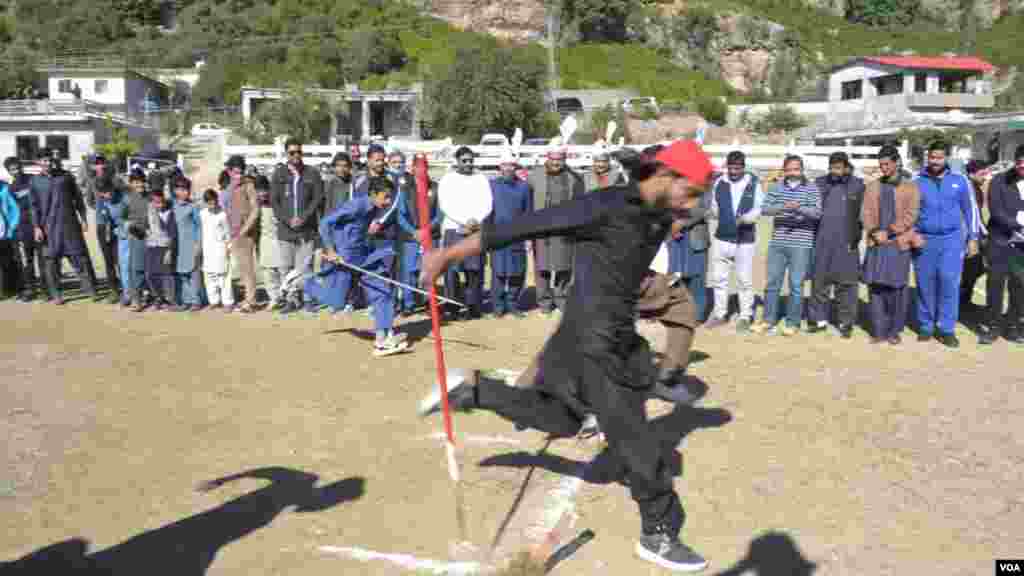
[417, 432, 523, 446]
[318, 545, 486, 575]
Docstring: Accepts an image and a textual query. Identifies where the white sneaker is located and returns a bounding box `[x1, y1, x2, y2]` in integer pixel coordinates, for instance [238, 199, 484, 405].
[373, 332, 410, 358]
[418, 368, 471, 416]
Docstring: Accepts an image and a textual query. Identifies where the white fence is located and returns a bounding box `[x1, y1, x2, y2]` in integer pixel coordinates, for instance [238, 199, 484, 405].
[223, 140, 910, 175]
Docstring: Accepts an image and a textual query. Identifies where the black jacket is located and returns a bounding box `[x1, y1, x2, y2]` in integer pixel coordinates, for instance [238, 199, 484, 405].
[8, 174, 35, 242]
[815, 174, 865, 252]
[987, 169, 1024, 246]
[271, 163, 324, 242]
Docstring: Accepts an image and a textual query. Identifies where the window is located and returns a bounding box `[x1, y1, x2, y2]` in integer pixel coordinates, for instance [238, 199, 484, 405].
[58, 79, 73, 93]
[841, 80, 862, 100]
[915, 74, 927, 93]
[94, 79, 109, 94]
[874, 74, 903, 96]
[16, 136, 40, 161]
[46, 135, 69, 160]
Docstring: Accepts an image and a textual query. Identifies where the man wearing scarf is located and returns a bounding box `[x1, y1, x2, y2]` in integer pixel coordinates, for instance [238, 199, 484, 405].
[528, 148, 584, 314]
[861, 146, 923, 345]
[911, 140, 978, 348]
[488, 148, 533, 317]
[584, 149, 626, 191]
[437, 146, 492, 319]
[978, 144, 1024, 345]
[31, 149, 98, 304]
[807, 152, 865, 338]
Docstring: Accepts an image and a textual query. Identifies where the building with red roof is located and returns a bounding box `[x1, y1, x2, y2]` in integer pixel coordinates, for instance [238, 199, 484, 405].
[815, 54, 997, 144]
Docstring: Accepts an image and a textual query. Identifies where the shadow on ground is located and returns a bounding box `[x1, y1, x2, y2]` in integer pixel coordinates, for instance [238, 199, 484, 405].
[712, 531, 816, 576]
[0, 467, 364, 575]
[477, 400, 732, 486]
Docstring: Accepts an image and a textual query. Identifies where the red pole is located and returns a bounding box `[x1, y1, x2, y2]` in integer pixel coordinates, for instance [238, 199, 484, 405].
[413, 154, 455, 445]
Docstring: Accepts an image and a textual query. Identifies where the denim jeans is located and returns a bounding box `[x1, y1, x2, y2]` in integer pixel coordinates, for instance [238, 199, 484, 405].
[762, 243, 813, 327]
[175, 270, 203, 306]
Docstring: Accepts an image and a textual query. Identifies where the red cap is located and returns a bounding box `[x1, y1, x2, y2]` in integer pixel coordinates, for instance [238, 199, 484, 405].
[654, 141, 714, 187]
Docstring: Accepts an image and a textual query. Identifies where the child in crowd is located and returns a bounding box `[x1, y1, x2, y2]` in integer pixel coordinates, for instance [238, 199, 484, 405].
[172, 176, 203, 312]
[308, 176, 409, 357]
[256, 175, 285, 309]
[123, 170, 151, 310]
[144, 188, 177, 310]
[200, 188, 234, 311]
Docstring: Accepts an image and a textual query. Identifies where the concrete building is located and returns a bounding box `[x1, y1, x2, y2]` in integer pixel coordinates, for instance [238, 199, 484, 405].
[814, 55, 996, 144]
[0, 100, 159, 172]
[967, 111, 1024, 165]
[0, 64, 165, 171]
[240, 85, 421, 144]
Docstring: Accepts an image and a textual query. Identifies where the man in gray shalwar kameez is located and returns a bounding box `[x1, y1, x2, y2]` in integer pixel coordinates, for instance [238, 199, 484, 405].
[527, 148, 584, 314]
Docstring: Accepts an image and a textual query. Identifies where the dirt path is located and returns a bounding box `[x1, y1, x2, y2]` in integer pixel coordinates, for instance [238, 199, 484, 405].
[2, 246, 1022, 575]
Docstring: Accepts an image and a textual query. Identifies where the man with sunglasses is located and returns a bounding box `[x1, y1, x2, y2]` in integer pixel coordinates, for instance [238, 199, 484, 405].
[271, 138, 324, 313]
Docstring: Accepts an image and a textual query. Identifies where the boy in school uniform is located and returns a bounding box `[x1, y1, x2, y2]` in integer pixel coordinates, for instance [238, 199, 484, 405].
[143, 188, 177, 310]
[200, 188, 234, 311]
[307, 176, 409, 357]
[172, 176, 203, 312]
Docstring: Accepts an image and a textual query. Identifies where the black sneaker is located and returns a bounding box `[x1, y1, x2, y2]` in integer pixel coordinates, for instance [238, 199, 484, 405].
[650, 379, 700, 405]
[417, 369, 478, 417]
[978, 327, 997, 345]
[577, 414, 601, 439]
[1007, 326, 1024, 344]
[635, 533, 708, 572]
[838, 325, 853, 339]
[917, 333, 932, 342]
[936, 333, 959, 348]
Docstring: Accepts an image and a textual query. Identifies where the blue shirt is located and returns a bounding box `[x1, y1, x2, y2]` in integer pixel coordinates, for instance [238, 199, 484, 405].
[914, 167, 977, 240]
[319, 195, 395, 263]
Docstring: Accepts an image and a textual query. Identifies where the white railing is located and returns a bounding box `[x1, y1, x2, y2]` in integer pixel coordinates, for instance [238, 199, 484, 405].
[223, 140, 910, 174]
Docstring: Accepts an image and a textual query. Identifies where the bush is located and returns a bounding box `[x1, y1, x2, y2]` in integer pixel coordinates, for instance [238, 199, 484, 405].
[751, 105, 807, 133]
[696, 97, 728, 126]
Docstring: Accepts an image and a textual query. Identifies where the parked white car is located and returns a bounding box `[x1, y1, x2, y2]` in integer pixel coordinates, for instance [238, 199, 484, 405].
[621, 97, 659, 114]
[191, 122, 231, 137]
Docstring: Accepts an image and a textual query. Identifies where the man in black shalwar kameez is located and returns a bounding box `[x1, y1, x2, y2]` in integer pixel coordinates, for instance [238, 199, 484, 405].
[808, 152, 865, 338]
[418, 141, 715, 573]
[31, 150, 98, 304]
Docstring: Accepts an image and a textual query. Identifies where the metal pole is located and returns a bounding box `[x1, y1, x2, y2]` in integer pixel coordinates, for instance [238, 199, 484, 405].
[328, 255, 468, 310]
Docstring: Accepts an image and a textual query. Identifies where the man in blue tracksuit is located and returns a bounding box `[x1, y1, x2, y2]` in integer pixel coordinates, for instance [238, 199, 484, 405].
[306, 176, 409, 357]
[912, 140, 979, 347]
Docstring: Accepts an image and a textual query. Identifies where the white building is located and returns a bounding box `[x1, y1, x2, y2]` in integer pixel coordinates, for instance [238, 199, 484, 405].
[0, 64, 165, 170]
[815, 55, 996, 144]
[240, 84, 422, 144]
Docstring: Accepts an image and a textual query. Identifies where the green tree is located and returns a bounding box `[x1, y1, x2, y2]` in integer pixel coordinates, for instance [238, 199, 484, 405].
[425, 42, 549, 142]
[845, 0, 922, 27]
[751, 105, 807, 133]
[696, 96, 728, 126]
[250, 84, 334, 144]
[95, 117, 142, 168]
[556, 0, 642, 43]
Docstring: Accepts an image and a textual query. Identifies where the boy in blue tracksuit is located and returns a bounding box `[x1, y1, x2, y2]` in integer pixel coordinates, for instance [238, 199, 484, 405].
[912, 140, 979, 347]
[0, 176, 20, 298]
[306, 176, 410, 357]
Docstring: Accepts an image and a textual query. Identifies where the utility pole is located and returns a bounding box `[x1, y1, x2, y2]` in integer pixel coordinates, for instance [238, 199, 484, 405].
[546, 0, 560, 101]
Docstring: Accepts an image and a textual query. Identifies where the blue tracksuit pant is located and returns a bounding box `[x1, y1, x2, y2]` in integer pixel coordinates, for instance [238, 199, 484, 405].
[117, 237, 145, 304]
[912, 231, 963, 336]
[304, 258, 394, 333]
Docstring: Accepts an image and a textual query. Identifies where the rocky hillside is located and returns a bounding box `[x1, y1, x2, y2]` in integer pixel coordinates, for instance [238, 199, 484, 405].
[425, 0, 1024, 98]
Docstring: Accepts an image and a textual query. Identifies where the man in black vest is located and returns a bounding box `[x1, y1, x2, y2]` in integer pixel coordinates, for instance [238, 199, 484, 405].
[808, 152, 865, 338]
[705, 150, 763, 332]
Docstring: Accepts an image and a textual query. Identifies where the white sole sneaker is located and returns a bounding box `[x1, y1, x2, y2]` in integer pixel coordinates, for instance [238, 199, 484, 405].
[635, 541, 708, 572]
[373, 340, 410, 358]
[417, 368, 471, 416]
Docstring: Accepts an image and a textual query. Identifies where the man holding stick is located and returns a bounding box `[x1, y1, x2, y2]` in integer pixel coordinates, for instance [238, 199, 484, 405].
[418, 141, 714, 572]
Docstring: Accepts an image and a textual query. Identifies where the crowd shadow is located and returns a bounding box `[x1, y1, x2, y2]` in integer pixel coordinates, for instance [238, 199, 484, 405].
[711, 531, 816, 576]
[0, 467, 364, 576]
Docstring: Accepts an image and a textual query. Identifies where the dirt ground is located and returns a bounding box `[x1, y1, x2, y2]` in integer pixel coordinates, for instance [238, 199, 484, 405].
[2, 226, 1023, 576]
